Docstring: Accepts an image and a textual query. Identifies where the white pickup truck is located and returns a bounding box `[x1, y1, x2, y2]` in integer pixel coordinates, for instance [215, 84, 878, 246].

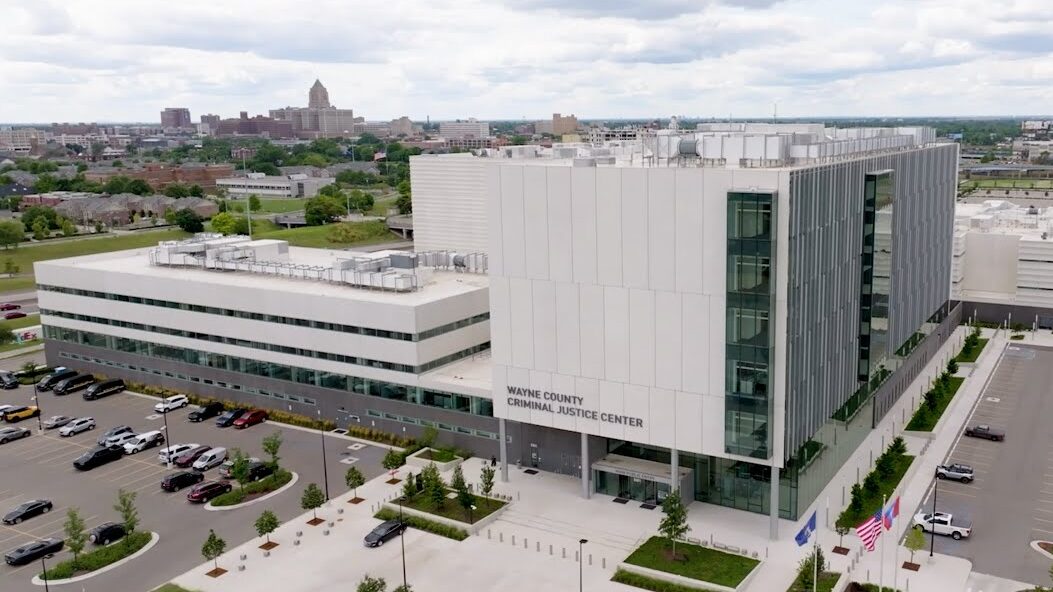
[912, 511, 972, 540]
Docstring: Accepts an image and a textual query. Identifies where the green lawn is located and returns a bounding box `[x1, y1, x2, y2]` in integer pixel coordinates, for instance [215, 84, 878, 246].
[0, 313, 40, 331]
[623, 536, 759, 588]
[0, 229, 190, 294]
[254, 220, 400, 249]
[0, 339, 41, 353]
[906, 377, 965, 431]
[787, 571, 841, 592]
[970, 179, 1053, 189]
[612, 568, 724, 592]
[257, 198, 307, 213]
[955, 338, 988, 363]
[836, 455, 914, 528]
[152, 584, 200, 592]
[399, 490, 505, 524]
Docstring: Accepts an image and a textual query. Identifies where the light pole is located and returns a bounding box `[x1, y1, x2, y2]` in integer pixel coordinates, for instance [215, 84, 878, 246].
[929, 467, 938, 557]
[579, 538, 588, 592]
[40, 553, 53, 592]
[398, 496, 408, 589]
[316, 409, 330, 501]
[161, 400, 172, 469]
[33, 382, 43, 433]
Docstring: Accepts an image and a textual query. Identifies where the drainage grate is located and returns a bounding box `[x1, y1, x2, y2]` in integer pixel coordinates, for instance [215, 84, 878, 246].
[613, 498, 629, 504]
[523, 469, 539, 475]
[640, 503, 657, 510]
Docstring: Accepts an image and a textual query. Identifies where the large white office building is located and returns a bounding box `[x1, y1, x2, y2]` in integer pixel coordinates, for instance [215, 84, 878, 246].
[38, 123, 959, 528]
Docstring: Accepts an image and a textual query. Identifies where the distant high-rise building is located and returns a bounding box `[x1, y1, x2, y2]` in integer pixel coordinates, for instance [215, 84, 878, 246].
[160, 108, 192, 129]
[308, 79, 331, 109]
[439, 119, 490, 139]
[200, 114, 221, 127]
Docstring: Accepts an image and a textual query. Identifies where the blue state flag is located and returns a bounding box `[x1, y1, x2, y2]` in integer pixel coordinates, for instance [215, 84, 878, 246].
[795, 510, 817, 547]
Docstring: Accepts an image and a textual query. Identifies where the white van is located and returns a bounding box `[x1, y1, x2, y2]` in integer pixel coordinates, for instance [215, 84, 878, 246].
[123, 430, 165, 454]
[192, 447, 227, 471]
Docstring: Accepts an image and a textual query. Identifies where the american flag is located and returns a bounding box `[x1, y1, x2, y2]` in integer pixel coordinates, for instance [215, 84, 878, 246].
[856, 510, 883, 551]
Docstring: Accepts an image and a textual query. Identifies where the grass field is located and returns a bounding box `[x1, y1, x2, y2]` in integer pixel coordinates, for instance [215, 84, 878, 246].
[623, 536, 759, 588]
[966, 179, 1053, 189]
[253, 220, 401, 249]
[256, 198, 307, 213]
[0, 339, 40, 353]
[0, 313, 40, 331]
[955, 338, 988, 363]
[0, 229, 190, 294]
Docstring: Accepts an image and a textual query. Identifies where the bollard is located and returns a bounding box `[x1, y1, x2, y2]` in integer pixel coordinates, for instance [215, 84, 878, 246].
[500, 532, 504, 543]
[562, 547, 566, 559]
[524, 538, 528, 549]
[328, 521, 335, 527]
[294, 539, 301, 546]
[575, 551, 579, 562]
[488, 529, 492, 540]
[296, 531, 303, 537]
[588, 554, 592, 565]
[240, 553, 247, 561]
[602, 557, 606, 568]
[323, 529, 330, 536]
[549, 544, 553, 555]
[536, 541, 540, 552]
[264, 550, 271, 557]
[338, 508, 344, 515]
[512, 535, 516, 546]
[238, 564, 245, 572]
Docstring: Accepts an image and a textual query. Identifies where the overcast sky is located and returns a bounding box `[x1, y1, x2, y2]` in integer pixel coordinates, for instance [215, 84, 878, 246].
[2, 0, 1052, 123]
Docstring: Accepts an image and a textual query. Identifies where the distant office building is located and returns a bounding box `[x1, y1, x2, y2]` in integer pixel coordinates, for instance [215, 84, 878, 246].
[390, 116, 415, 137]
[0, 128, 48, 154]
[536, 113, 579, 137]
[231, 146, 257, 161]
[355, 122, 391, 137]
[84, 163, 234, 190]
[214, 112, 295, 139]
[199, 114, 222, 135]
[308, 79, 331, 109]
[270, 80, 356, 139]
[216, 173, 335, 198]
[161, 108, 192, 129]
[200, 114, 221, 127]
[439, 119, 490, 139]
[50, 123, 98, 135]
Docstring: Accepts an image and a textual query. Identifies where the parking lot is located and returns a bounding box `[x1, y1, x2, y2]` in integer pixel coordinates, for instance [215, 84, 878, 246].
[917, 343, 1053, 585]
[0, 352, 389, 592]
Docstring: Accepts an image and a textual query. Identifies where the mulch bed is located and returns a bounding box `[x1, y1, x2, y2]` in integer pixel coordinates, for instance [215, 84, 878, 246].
[832, 546, 850, 555]
[1039, 541, 1053, 554]
[259, 541, 279, 551]
[902, 561, 920, 571]
[386, 478, 401, 485]
[348, 497, 365, 504]
[306, 517, 325, 526]
[206, 567, 227, 578]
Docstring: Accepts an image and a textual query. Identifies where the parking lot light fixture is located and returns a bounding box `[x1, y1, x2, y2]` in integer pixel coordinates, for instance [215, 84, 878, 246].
[40, 552, 53, 592]
[579, 539, 588, 592]
[399, 496, 407, 588]
[317, 409, 330, 502]
[161, 399, 172, 469]
[930, 467, 938, 558]
[33, 383, 43, 433]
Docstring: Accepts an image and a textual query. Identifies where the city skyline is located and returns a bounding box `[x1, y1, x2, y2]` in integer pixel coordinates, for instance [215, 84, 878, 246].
[2, 0, 1053, 123]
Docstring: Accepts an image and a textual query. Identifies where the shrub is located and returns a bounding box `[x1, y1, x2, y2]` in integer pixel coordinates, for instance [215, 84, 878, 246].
[373, 508, 467, 541]
[210, 469, 293, 507]
[849, 483, 864, 513]
[947, 358, 958, 375]
[41, 531, 152, 579]
[611, 569, 709, 592]
[345, 424, 413, 447]
[863, 473, 880, 497]
[383, 449, 405, 470]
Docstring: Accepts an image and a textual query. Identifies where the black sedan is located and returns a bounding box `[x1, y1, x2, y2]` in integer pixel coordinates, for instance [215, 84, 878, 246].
[4, 538, 63, 566]
[3, 500, 53, 525]
[364, 520, 405, 547]
[73, 445, 123, 471]
[88, 522, 126, 545]
[161, 470, 205, 492]
[0, 371, 18, 390]
[215, 408, 247, 428]
[189, 402, 225, 422]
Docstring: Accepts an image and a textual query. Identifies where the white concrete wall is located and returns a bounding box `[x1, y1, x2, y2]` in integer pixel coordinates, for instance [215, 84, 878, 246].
[410, 154, 489, 253]
[488, 162, 783, 461]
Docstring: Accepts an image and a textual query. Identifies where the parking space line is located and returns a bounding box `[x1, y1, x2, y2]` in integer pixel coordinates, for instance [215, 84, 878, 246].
[935, 489, 976, 498]
[1033, 527, 1053, 536]
[1034, 516, 1053, 526]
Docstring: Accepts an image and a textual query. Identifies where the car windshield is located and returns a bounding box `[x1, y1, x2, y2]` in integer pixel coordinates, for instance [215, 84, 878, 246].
[371, 524, 392, 535]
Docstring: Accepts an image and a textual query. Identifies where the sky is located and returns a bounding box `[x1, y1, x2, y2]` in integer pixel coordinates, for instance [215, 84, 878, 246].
[2, 0, 1052, 123]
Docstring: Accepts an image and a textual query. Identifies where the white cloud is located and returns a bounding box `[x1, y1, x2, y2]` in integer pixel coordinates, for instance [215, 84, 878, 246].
[0, 0, 1051, 123]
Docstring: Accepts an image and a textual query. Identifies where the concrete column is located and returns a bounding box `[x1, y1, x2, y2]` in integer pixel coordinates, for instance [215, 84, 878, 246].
[769, 465, 780, 540]
[670, 448, 679, 493]
[580, 432, 590, 499]
[499, 418, 509, 483]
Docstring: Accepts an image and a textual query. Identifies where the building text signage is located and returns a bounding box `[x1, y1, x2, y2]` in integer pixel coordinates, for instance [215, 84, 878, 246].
[505, 386, 644, 428]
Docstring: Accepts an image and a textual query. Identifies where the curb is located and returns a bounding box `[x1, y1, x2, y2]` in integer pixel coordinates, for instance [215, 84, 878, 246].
[1030, 540, 1053, 561]
[31, 531, 160, 586]
[205, 472, 300, 512]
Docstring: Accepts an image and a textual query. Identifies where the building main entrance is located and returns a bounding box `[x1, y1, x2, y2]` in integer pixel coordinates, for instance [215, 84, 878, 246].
[592, 454, 694, 504]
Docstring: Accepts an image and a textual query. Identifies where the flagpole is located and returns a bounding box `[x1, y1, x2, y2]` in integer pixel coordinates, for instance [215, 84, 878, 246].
[812, 538, 818, 592]
[879, 495, 886, 592]
[892, 504, 899, 592]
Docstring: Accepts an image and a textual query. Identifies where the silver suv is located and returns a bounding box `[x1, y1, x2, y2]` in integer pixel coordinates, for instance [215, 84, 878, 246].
[936, 463, 974, 483]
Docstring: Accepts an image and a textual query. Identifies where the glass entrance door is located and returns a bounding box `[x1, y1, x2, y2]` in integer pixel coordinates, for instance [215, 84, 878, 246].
[594, 470, 670, 503]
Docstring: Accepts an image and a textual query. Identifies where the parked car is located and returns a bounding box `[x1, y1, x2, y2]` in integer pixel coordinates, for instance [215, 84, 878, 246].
[188, 402, 225, 422]
[158, 443, 200, 465]
[936, 463, 975, 483]
[52, 373, 95, 396]
[186, 480, 232, 503]
[59, 417, 95, 437]
[219, 456, 260, 479]
[912, 511, 972, 540]
[192, 447, 228, 471]
[3, 500, 53, 524]
[964, 424, 1005, 441]
[73, 446, 123, 471]
[233, 409, 268, 429]
[37, 368, 76, 391]
[174, 445, 213, 468]
[364, 520, 405, 547]
[161, 470, 205, 492]
[4, 311, 26, 320]
[97, 425, 133, 446]
[88, 522, 126, 545]
[4, 538, 63, 566]
[0, 303, 21, 311]
[0, 371, 18, 390]
[42, 415, 73, 430]
[2, 406, 40, 423]
[246, 461, 274, 482]
[83, 379, 125, 400]
[123, 430, 165, 454]
[0, 426, 30, 444]
[154, 395, 189, 413]
[215, 408, 247, 428]
[0, 405, 15, 416]
[105, 432, 139, 449]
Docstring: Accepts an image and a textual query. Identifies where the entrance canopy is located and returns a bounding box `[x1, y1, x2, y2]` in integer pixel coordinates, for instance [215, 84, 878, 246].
[592, 454, 691, 486]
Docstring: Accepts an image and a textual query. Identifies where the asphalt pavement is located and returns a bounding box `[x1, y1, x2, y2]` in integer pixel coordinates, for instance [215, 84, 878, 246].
[917, 343, 1053, 586]
[0, 351, 389, 592]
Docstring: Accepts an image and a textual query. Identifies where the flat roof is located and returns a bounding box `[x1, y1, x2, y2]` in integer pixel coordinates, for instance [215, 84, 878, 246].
[419, 350, 492, 398]
[42, 244, 488, 306]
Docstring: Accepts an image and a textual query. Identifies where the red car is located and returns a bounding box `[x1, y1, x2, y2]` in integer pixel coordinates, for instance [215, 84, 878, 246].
[0, 303, 20, 311]
[173, 445, 212, 468]
[186, 480, 232, 503]
[3, 311, 26, 320]
[232, 410, 267, 429]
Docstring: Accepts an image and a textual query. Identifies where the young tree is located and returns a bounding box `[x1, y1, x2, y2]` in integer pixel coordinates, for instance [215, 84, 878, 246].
[450, 464, 467, 493]
[60, 218, 76, 237]
[63, 508, 88, 566]
[863, 472, 881, 497]
[301, 483, 325, 519]
[796, 546, 826, 589]
[947, 358, 959, 375]
[835, 525, 850, 548]
[424, 463, 447, 509]
[262, 431, 283, 469]
[229, 448, 251, 490]
[0, 220, 25, 249]
[345, 466, 365, 499]
[114, 489, 140, 545]
[395, 180, 412, 214]
[401, 473, 417, 500]
[32, 218, 48, 241]
[849, 483, 864, 513]
[254, 510, 280, 544]
[904, 526, 926, 564]
[456, 483, 475, 523]
[382, 449, 404, 471]
[392, 585, 413, 592]
[210, 212, 238, 235]
[357, 575, 387, 592]
[658, 490, 690, 559]
[201, 529, 227, 572]
[174, 209, 203, 232]
[418, 426, 438, 448]
[480, 464, 496, 506]
[248, 194, 261, 212]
